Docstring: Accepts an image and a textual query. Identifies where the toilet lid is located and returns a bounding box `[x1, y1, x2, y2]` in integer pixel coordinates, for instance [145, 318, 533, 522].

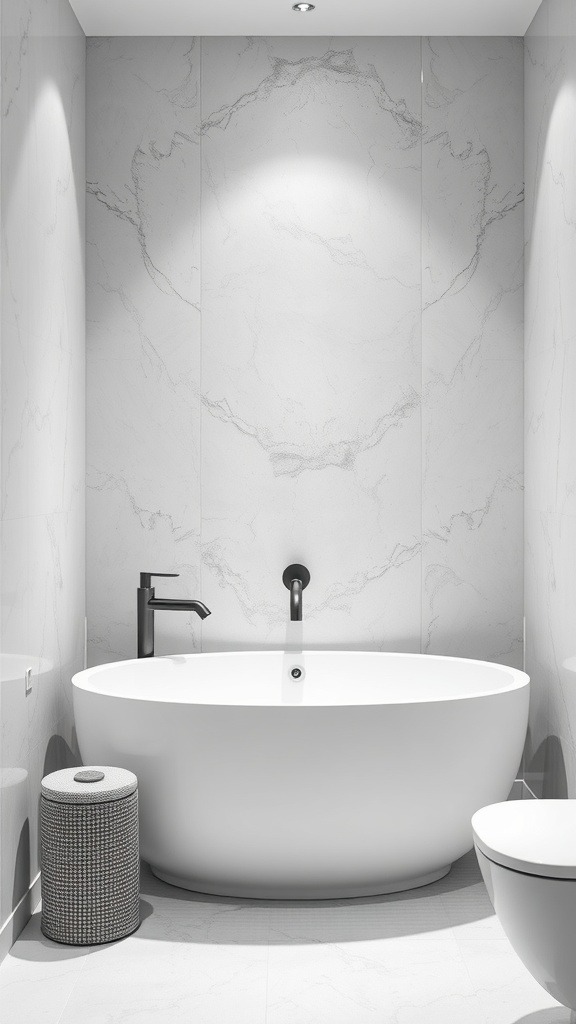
[472, 800, 576, 879]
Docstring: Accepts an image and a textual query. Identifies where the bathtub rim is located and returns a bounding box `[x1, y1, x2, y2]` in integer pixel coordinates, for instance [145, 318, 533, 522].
[72, 650, 530, 708]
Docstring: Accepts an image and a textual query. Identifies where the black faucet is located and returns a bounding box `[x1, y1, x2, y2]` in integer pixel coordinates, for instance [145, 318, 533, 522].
[137, 572, 211, 658]
[282, 564, 311, 621]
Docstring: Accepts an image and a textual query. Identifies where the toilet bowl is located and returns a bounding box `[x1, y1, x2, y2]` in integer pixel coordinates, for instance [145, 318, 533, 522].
[472, 800, 576, 1010]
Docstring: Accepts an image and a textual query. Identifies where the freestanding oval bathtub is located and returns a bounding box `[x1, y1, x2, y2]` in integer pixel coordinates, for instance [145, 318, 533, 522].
[72, 651, 529, 899]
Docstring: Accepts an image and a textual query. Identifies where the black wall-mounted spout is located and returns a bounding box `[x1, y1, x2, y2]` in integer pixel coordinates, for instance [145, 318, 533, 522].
[137, 572, 211, 658]
[282, 564, 310, 621]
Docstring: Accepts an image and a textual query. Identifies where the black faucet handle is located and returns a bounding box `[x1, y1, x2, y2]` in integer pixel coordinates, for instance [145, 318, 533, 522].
[139, 572, 179, 588]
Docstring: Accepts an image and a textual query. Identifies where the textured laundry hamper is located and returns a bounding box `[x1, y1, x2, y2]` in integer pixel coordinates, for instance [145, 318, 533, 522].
[40, 766, 140, 944]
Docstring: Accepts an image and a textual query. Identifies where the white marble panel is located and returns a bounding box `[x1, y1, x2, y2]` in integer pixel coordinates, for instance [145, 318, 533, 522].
[0, 259, 85, 523]
[201, 37, 422, 651]
[525, 0, 576, 797]
[85, 38, 523, 668]
[525, 314, 576, 522]
[86, 38, 202, 663]
[422, 37, 524, 667]
[1, 16, 85, 523]
[525, 8, 576, 520]
[524, 507, 576, 797]
[1, 509, 84, 925]
[0, 0, 85, 942]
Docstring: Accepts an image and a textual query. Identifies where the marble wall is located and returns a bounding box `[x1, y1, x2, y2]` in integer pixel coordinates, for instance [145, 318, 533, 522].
[525, 0, 576, 796]
[0, 0, 85, 952]
[422, 39, 524, 666]
[87, 37, 523, 666]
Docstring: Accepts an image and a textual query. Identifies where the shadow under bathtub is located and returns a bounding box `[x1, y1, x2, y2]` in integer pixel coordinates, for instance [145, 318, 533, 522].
[511, 1011, 576, 1024]
[134, 846, 494, 945]
[11, 847, 494, 961]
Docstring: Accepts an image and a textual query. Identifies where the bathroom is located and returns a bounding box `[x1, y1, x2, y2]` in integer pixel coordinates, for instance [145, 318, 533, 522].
[0, 0, 574, 1015]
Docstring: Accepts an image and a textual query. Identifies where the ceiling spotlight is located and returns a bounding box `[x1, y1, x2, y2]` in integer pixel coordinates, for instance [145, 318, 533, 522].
[292, 2, 315, 10]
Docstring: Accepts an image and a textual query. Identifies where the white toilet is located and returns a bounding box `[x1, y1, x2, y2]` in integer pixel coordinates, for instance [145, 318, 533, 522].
[472, 800, 576, 1010]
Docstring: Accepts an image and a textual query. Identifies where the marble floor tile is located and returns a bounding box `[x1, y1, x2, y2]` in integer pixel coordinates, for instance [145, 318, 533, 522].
[0, 915, 91, 1024]
[58, 937, 269, 1024]
[0, 856, 568, 1024]
[455, 938, 567, 1024]
[266, 940, 398, 1024]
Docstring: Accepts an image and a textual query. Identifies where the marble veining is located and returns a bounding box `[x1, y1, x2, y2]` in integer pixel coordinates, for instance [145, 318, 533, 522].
[87, 177, 200, 310]
[422, 37, 524, 667]
[201, 389, 420, 477]
[199, 46, 422, 148]
[87, 37, 523, 663]
[87, 37, 202, 665]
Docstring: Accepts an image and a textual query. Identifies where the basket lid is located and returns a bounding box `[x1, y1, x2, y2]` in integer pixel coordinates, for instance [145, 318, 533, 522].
[41, 765, 137, 804]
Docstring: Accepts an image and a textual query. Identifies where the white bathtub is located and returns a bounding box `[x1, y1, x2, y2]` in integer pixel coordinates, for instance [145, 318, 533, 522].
[72, 651, 529, 899]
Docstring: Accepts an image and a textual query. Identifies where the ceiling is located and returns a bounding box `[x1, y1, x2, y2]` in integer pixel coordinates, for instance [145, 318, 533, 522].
[69, 0, 542, 39]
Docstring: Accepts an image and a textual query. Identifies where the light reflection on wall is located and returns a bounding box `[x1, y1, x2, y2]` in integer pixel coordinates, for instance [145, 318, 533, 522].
[0, 2, 85, 948]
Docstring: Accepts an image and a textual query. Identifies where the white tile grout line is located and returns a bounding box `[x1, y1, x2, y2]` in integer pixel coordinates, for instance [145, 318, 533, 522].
[446, 926, 493, 1024]
[54, 949, 93, 1024]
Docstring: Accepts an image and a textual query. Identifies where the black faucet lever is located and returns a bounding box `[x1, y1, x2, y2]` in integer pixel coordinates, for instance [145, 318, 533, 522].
[137, 572, 211, 658]
[140, 572, 179, 588]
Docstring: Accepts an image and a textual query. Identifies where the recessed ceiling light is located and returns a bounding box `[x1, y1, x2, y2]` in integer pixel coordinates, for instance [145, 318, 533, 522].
[292, 3, 315, 10]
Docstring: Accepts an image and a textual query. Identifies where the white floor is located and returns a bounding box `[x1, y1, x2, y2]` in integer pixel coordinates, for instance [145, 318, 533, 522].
[0, 853, 573, 1024]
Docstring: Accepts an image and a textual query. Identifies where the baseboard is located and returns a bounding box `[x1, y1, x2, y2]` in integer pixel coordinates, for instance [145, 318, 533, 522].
[0, 872, 41, 965]
[508, 778, 537, 801]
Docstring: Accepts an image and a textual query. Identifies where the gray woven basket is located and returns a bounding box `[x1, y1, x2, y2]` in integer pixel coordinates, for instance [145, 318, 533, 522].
[40, 766, 140, 945]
